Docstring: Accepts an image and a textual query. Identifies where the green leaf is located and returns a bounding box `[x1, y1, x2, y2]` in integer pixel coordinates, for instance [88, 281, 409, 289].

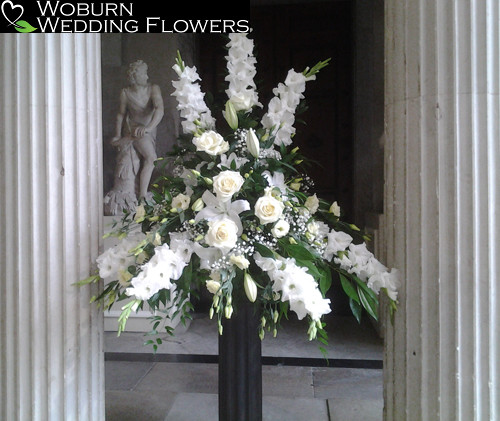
[72, 274, 100, 287]
[281, 242, 316, 261]
[339, 273, 360, 304]
[357, 286, 378, 321]
[254, 242, 275, 258]
[15, 20, 37, 33]
[349, 298, 362, 323]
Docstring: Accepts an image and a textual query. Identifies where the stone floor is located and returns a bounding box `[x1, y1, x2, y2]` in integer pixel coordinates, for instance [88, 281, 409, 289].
[104, 314, 384, 421]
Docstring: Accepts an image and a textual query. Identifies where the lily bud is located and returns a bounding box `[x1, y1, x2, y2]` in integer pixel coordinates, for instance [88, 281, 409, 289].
[191, 197, 204, 212]
[246, 128, 260, 158]
[244, 272, 258, 302]
[224, 100, 239, 130]
[225, 305, 233, 319]
[191, 169, 201, 177]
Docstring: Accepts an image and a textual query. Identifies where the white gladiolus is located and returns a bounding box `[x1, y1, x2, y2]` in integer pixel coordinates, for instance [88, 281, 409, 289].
[125, 243, 187, 301]
[323, 230, 353, 261]
[224, 33, 262, 112]
[171, 63, 215, 134]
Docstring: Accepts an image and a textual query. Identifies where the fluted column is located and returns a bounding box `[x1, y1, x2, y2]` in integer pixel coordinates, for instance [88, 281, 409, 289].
[383, 1, 499, 420]
[0, 34, 105, 421]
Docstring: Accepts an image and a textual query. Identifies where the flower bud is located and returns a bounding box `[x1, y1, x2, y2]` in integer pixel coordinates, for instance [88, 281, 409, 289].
[209, 307, 214, 319]
[191, 197, 204, 212]
[328, 201, 341, 217]
[191, 169, 201, 177]
[246, 128, 260, 158]
[273, 311, 279, 323]
[244, 272, 258, 302]
[225, 305, 233, 319]
[224, 100, 239, 130]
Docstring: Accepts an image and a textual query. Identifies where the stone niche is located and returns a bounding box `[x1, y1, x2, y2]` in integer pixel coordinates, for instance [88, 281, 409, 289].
[101, 33, 197, 216]
[100, 33, 197, 331]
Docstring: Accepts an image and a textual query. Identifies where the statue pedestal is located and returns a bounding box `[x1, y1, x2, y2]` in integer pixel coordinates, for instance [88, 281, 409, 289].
[218, 301, 262, 421]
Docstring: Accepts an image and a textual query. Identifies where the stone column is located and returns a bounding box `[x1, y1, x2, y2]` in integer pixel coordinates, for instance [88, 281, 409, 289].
[383, 1, 499, 420]
[0, 34, 105, 421]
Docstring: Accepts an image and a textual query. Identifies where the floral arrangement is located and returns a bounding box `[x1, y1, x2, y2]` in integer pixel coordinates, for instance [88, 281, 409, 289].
[81, 33, 399, 349]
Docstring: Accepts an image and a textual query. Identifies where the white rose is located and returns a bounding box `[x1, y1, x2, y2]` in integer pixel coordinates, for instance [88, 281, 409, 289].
[229, 254, 250, 270]
[271, 219, 290, 238]
[193, 130, 229, 156]
[304, 194, 319, 214]
[205, 217, 239, 253]
[171, 193, 191, 210]
[212, 170, 245, 202]
[254, 193, 285, 225]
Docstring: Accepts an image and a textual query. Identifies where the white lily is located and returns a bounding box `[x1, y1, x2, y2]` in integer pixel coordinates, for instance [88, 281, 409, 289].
[195, 190, 250, 234]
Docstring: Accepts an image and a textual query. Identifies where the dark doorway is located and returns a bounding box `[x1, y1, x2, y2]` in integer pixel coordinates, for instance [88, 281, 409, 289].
[196, 1, 354, 316]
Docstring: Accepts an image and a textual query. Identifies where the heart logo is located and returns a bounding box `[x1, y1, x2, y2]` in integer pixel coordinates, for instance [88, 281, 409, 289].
[1, 0, 24, 27]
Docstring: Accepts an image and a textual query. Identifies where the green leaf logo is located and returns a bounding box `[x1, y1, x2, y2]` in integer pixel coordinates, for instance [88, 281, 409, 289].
[14, 19, 36, 33]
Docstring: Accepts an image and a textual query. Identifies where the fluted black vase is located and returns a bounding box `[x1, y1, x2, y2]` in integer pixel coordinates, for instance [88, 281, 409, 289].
[218, 301, 262, 421]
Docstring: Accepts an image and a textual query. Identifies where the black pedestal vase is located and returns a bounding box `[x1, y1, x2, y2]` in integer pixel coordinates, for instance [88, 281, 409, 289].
[218, 301, 263, 421]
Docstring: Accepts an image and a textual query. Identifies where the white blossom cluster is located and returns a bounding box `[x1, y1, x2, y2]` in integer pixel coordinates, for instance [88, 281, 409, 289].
[92, 32, 399, 341]
[253, 252, 331, 322]
[325, 231, 400, 300]
[224, 33, 262, 112]
[261, 70, 315, 146]
[171, 63, 215, 134]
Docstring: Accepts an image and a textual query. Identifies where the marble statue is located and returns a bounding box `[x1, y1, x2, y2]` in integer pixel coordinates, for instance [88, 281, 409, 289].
[104, 60, 164, 216]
